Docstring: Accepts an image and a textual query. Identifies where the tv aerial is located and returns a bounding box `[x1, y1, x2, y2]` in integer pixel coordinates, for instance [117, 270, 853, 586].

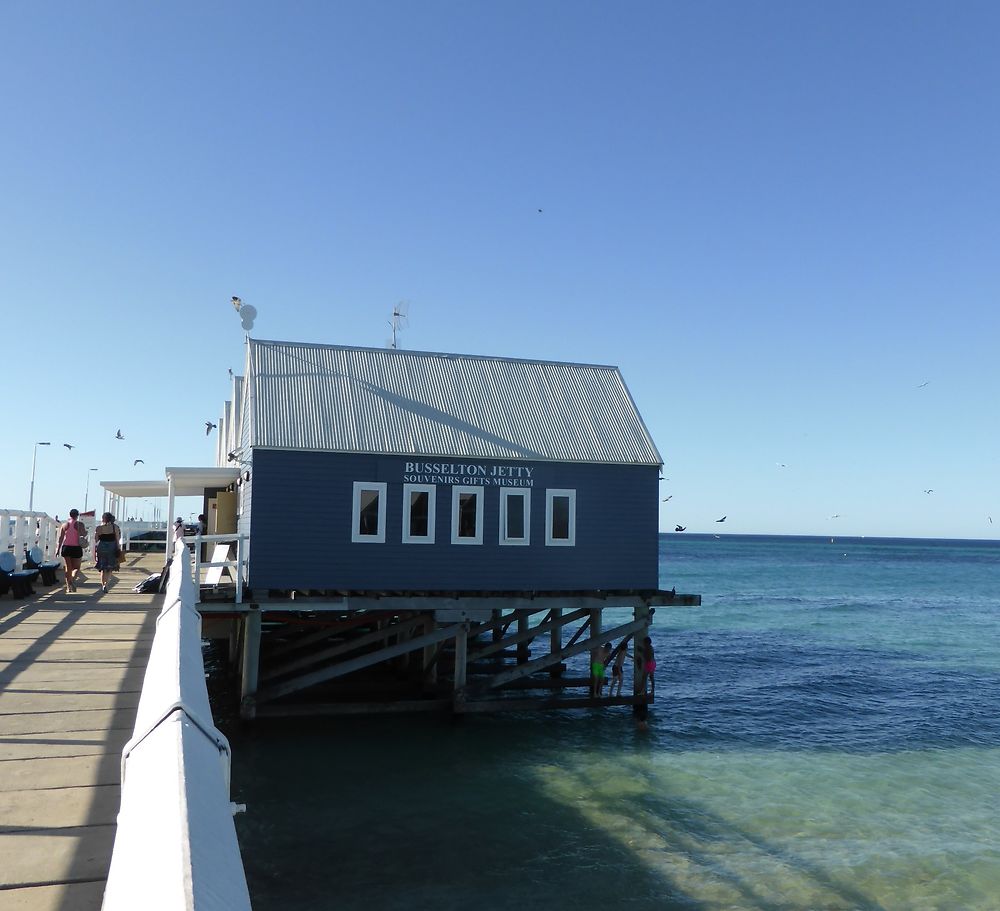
[386, 301, 410, 349]
[231, 296, 257, 331]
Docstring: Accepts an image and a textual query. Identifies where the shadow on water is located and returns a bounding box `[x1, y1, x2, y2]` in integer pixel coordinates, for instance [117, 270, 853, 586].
[222, 713, 713, 911]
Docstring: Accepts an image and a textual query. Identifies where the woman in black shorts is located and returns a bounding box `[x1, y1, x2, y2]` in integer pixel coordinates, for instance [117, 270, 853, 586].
[56, 508, 86, 593]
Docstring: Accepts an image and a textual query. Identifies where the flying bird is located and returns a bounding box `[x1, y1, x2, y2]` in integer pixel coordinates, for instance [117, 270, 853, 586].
[133, 459, 144, 466]
[115, 429, 124, 440]
[716, 516, 727, 523]
[662, 495, 673, 502]
[776, 462, 788, 468]
[537, 208, 543, 213]
[916, 381, 929, 388]
[232, 296, 242, 312]
[205, 421, 217, 436]
[63, 443, 74, 450]
[923, 489, 934, 494]
[228, 367, 233, 379]
[989, 516, 993, 525]
[674, 525, 686, 532]
[830, 514, 842, 519]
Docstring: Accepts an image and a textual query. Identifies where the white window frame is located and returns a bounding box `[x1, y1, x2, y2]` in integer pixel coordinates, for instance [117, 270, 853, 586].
[351, 481, 387, 543]
[402, 483, 436, 544]
[499, 489, 531, 546]
[545, 488, 576, 547]
[451, 485, 484, 545]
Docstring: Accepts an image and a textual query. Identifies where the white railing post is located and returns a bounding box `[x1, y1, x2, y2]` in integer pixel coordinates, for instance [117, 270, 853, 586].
[235, 534, 245, 604]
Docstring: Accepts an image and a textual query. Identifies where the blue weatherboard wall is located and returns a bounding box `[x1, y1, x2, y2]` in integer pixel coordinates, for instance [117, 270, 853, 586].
[246, 450, 659, 592]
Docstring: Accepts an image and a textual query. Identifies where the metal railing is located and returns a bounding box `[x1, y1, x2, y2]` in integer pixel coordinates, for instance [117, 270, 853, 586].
[102, 541, 252, 910]
[189, 532, 247, 604]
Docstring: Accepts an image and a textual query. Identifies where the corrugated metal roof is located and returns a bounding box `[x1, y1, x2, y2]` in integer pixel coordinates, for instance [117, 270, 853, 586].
[245, 339, 662, 465]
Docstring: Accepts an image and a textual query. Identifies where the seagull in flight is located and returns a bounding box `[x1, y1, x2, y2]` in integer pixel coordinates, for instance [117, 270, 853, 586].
[716, 516, 727, 523]
[63, 443, 74, 450]
[830, 514, 842, 519]
[133, 459, 144, 466]
[776, 462, 788, 468]
[674, 525, 686, 532]
[916, 381, 930, 388]
[115, 429, 124, 440]
[662, 495, 673, 502]
[924, 489, 934, 494]
[232, 296, 243, 312]
[205, 421, 217, 436]
[228, 367, 233, 379]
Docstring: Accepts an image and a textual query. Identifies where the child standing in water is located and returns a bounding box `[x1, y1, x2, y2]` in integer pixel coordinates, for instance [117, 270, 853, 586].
[638, 636, 656, 697]
[610, 638, 631, 697]
[590, 642, 612, 697]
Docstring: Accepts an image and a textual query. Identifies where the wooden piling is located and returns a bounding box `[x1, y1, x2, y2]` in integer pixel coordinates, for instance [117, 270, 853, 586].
[240, 606, 262, 719]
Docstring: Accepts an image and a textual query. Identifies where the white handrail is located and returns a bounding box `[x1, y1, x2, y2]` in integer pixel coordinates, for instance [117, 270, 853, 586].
[102, 541, 252, 910]
[0, 510, 63, 562]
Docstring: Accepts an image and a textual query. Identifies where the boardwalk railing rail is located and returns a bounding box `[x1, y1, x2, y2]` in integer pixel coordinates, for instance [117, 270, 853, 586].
[189, 532, 248, 604]
[103, 541, 252, 910]
[0, 509, 70, 561]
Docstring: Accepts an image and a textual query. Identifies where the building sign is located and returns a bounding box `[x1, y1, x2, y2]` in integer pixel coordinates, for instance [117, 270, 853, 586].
[402, 461, 535, 487]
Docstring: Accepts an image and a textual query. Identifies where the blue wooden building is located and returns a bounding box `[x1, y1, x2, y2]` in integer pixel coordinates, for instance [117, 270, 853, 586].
[224, 338, 663, 594]
[210, 338, 697, 718]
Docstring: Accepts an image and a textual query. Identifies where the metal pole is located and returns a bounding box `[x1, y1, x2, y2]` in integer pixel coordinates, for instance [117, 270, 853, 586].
[84, 468, 98, 512]
[28, 442, 50, 511]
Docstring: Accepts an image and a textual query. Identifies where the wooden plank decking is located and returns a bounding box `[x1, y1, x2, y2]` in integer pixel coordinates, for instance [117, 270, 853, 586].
[0, 554, 163, 911]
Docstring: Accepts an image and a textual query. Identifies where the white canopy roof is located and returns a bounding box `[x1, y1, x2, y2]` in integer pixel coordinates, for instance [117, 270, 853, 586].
[100, 467, 240, 498]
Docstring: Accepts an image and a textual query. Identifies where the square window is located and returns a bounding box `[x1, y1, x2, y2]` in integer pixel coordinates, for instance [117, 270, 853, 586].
[402, 484, 436, 544]
[352, 482, 387, 543]
[451, 485, 484, 544]
[499, 489, 531, 545]
[545, 489, 576, 546]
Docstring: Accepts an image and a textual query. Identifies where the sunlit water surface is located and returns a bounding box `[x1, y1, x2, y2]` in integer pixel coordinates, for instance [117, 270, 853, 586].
[219, 534, 1000, 910]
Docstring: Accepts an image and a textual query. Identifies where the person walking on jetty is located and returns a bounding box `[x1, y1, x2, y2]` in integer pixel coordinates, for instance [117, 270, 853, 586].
[94, 512, 122, 594]
[56, 508, 86, 593]
[638, 636, 656, 697]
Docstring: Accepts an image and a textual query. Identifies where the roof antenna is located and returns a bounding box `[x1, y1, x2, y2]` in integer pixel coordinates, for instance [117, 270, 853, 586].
[386, 301, 410, 349]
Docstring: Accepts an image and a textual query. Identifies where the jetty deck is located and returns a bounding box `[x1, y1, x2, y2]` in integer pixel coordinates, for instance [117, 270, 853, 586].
[0, 554, 162, 911]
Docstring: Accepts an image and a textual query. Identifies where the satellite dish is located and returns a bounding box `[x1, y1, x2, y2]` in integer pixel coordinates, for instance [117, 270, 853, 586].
[28, 546, 43, 564]
[240, 304, 257, 330]
[0, 552, 14, 572]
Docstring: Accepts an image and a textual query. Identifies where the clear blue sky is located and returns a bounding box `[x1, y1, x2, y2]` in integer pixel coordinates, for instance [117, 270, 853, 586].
[2, 1, 997, 538]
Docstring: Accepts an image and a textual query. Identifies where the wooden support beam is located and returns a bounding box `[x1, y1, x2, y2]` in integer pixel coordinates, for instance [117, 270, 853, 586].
[564, 615, 591, 650]
[261, 614, 425, 681]
[422, 616, 438, 686]
[549, 608, 562, 677]
[453, 622, 468, 693]
[255, 699, 453, 717]
[257, 622, 460, 702]
[457, 694, 650, 713]
[468, 608, 589, 661]
[477, 615, 649, 692]
[240, 607, 262, 719]
[516, 612, 530, 664]
[265, 612, 385, 659]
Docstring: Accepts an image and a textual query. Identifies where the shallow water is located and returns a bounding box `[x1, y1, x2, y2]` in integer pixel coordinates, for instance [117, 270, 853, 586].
[221, 534, 1000, 910]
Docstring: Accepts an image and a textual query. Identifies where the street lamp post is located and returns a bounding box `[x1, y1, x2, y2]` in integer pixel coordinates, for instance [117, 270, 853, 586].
[84, 468, 99, 512]
[28, 442, 50, 512]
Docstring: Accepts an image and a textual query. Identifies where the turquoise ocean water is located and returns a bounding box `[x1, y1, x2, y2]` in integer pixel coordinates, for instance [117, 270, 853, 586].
[223, 534, 1000, 910]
